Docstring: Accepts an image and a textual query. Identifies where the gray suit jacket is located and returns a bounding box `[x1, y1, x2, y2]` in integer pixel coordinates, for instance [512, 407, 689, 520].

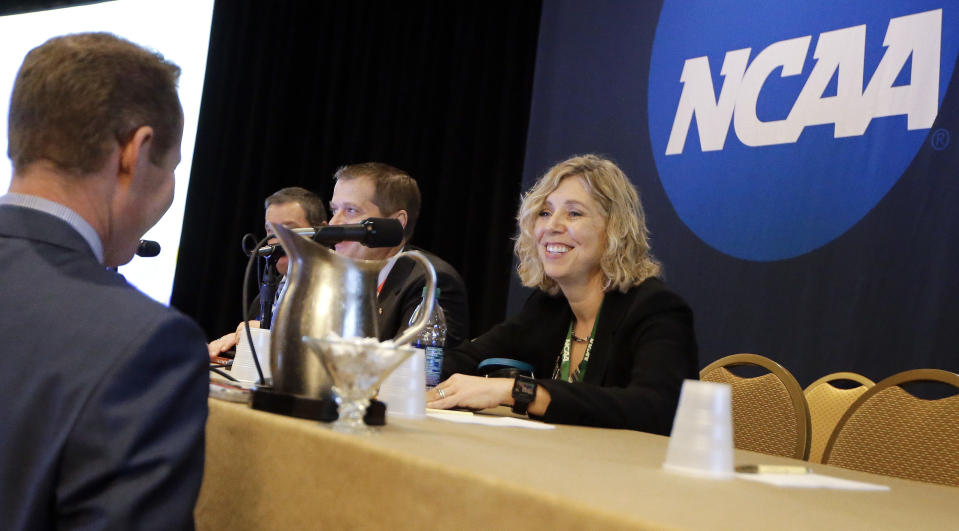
[0, 204, 209, 530]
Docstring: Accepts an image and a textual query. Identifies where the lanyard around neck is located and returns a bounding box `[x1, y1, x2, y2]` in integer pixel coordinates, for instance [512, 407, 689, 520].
[554, 299, 603, 383]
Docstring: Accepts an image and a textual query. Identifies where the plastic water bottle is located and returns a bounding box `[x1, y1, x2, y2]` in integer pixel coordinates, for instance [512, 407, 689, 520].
[409, 287, 446, 388]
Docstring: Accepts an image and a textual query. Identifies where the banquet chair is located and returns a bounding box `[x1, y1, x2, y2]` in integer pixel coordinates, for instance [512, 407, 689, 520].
[700, 353, 811, 459]
[822, 369, 959, 487]
[804, 372, 875, 463]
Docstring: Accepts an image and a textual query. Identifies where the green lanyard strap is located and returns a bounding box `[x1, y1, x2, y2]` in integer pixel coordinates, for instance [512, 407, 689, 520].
[553, 300, 603, 383]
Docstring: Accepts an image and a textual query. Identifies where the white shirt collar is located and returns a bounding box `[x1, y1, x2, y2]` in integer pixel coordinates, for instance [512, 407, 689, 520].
[377, 249, 403, 289]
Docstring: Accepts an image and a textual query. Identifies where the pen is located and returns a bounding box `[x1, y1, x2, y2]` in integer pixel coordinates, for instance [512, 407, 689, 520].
[735, 464, 812, 474]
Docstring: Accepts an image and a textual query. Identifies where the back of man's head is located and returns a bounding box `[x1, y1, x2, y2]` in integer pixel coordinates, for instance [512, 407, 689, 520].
[264, 187, 327, 226]
[333, 162, 421, 240]
[8, 32, 183, 176]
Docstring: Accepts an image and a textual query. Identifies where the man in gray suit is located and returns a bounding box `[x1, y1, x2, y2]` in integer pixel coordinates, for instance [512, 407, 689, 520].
[0, 33, 209, 530]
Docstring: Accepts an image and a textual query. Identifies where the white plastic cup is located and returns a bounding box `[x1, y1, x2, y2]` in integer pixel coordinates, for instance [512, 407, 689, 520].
[232, 327, 272, 383]
[378, 348, 426, 419]
[663, 379, 734, 479]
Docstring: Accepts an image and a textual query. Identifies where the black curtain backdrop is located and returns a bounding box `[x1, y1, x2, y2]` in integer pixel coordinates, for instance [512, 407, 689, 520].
[172, 1, 542, 341]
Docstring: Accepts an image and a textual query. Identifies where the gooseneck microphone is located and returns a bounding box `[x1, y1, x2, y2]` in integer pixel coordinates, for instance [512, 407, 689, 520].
[311, 217, 404, 247]
[253, 217, 404, 256]
[136, 240, 161, 257]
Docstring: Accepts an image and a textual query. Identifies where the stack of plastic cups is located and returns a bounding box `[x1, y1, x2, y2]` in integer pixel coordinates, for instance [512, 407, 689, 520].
[662, 379, 734, 479]
[377, 348, 426, 419]
[232, 328, 272, 384]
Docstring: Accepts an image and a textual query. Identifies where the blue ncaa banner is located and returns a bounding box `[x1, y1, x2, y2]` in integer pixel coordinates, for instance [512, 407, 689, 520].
[648, 1, 959, 260]
[515, 0, 959, 383]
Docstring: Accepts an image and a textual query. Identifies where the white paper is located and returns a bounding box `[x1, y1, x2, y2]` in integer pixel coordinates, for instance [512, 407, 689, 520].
[426, 410, 555, 430]
[736, 472, 890, 491]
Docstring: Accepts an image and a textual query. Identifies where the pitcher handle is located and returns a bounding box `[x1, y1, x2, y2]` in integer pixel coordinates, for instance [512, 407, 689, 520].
[391, 250, 437, 347]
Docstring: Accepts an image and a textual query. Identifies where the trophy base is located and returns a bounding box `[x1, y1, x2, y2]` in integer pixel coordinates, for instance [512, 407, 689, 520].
[250, 387, 386, 425]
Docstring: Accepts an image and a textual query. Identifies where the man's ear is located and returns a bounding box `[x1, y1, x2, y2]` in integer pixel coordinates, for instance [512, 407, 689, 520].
[118, 126, 155, 183]
[392, 209, 408, 229]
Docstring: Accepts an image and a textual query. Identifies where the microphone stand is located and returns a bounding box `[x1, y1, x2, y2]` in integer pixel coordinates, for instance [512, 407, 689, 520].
[258, 252, 282, 329]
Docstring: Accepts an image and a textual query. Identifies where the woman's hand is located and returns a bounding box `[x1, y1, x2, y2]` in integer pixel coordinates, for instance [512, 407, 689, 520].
[427, 374, 514, 411]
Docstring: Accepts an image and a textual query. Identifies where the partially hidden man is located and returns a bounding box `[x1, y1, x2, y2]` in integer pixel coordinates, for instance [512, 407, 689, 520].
[0, 33, 209, 530]
[207, 186, 328, 358]
[328, 162, 470, 348]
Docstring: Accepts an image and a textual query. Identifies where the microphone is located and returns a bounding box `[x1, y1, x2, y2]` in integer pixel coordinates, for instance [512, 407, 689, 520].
[312, 218, 404, 248]
[253, 218, 404, 256]
[136, 240, 161, 257]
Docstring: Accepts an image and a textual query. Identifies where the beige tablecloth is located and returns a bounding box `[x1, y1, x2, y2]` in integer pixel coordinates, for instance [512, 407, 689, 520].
[195, 399, 957, 530]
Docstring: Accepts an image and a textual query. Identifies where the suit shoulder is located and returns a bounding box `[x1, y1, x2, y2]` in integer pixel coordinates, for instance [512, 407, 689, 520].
[89, 271, 192, 324]
[402, 246, 466, 287]
[612, 278, 693, 319]
[55, 268, 204, 356]
[514, 288, 569, 319]
[408, 247, 460, 275]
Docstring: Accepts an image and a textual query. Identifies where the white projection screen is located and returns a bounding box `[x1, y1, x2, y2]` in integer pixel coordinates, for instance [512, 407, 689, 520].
[0, 0, 215, 304]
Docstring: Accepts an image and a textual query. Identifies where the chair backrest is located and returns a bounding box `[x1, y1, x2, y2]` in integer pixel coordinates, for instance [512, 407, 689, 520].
[700, 353, 811, 460]
[822, 369, 959, 487]
[804, 372, 875, 463]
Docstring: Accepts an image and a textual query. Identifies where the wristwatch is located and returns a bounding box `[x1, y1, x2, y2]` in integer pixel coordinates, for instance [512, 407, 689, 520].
[511, 375, 537, 415]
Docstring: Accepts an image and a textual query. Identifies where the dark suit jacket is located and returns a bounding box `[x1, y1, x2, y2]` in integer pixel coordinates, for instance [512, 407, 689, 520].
[442, 278, 698, 434]
[377, 246, 470, 349]
[0, 205, 209, 530]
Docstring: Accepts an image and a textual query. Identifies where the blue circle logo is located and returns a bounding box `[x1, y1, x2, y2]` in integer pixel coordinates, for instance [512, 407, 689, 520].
[648, 1, 959, 260]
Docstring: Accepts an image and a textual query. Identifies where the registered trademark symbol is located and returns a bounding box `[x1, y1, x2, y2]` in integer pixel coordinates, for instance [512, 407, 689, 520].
[931, 128, 950, 150]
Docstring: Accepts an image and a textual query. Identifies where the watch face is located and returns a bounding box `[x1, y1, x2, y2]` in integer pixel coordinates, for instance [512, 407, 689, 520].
[513, 378, 536, 397]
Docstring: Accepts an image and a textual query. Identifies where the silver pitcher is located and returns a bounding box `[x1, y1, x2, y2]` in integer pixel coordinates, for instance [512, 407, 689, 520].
[267, 223, 436, 399]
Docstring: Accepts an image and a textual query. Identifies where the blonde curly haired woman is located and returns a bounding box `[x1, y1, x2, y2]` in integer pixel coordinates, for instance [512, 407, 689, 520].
[429, 154, 697, 434]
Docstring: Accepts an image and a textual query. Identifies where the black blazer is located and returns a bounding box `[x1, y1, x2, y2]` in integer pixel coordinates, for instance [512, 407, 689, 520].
[377, 246, 470, 348]
[442, 278, 697, 434]
[0, 205, 209, 530]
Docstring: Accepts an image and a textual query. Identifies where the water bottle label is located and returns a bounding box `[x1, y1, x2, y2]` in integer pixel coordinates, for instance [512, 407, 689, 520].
[424, 346, 444, 388]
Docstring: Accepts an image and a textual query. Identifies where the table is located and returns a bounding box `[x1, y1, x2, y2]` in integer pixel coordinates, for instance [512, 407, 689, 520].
[195, 399, 958, 530]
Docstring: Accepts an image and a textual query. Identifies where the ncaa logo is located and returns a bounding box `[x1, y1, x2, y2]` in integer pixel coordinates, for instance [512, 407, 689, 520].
[647, 1, 959, 260]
